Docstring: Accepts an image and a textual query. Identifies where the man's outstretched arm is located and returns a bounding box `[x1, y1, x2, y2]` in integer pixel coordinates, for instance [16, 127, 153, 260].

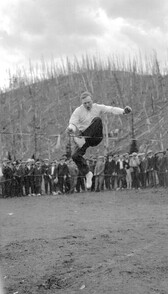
[97, 104, 132, 115]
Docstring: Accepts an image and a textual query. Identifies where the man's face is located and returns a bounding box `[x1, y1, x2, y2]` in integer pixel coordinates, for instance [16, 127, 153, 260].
[125, 154, 129, 160]
[114, 155, 118, 161]
[82, 96, 93, 111]
[60, 159, 65, 165]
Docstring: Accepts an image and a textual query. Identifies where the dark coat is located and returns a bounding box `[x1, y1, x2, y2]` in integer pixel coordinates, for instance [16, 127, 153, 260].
[57, 163, 69, 177]
[48, 165, 58, 179]
[147, 156, 155, 171]
[104, 160, 116, 175]
[34, 167, 43, 186]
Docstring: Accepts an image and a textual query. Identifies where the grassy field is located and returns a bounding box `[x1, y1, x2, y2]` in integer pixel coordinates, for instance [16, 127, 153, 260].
[1, 188, 168, 294]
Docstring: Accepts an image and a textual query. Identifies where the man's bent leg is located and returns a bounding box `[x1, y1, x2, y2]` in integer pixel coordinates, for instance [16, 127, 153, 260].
[82, 117, 103, 147]
[72, 144, 93, 189]
[72, 143, 89, 176]
[72, 116, 103, 175]
[71, 117, 103, 189]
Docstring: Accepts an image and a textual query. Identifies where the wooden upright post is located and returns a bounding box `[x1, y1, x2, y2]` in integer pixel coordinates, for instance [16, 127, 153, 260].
[104, 114, 109, 155]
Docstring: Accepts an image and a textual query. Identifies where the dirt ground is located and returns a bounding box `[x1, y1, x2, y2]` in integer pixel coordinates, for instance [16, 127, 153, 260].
[1, 188, 168, 294]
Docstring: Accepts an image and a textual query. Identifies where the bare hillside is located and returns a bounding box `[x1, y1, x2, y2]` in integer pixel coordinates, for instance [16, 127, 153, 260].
[0, 60, 168, 160]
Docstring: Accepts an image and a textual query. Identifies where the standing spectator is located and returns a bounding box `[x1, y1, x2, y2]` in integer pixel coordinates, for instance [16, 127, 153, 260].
[20, 161, 26, 196]
[158, 151, 168, 187]
[57, 155, 69, 194]
[2, 160, 13, 197]
[94, 156, 105, 192]
[116, 154, 126, 190]
[42, 158, 52, 195]
[112, 154, 119, 190]
[1, 159, 8, 197]
[146, 150, 155, 187]
[24, 159, 35, 196]
[129, 152, 140, 189]
[24, 159, 30, 196]
[34, 160, 43, 195]
[48, 160, 58, 195]
[164, 149, 168, 187]
[12, 161, 18, 196]
[153, 152, 160, 187]
[13, 160, 24, 196]
[138, 153, 147, 188]
[157, 152, 165, 187]
[66, 158, 78, 193]
[76, 170, 85, 193]
[0, 161, 4, 197]
[104, 154, 115, 190]
[123, 153, 132, 189]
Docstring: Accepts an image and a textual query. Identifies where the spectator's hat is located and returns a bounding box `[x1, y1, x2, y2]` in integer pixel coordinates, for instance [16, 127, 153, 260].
[155, 150, 164, 155]
[98, 155, 104, 159]
[44, 158, 49, 161]
[147, 149, 152, 155]
[60, 154, 67, 160]
[138, 152, 145, 157]
[51, 159, 56, 164]
[132, 152, 137, 156]
[2, 158, 8, 162]
[26, 158, 32, 163]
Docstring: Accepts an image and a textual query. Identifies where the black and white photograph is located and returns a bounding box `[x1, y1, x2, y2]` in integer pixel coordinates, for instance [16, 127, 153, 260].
[1, 1, 168, 293]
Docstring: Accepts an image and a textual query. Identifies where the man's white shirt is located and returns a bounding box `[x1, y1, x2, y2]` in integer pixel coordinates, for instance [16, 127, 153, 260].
[69, 103, 124, 132]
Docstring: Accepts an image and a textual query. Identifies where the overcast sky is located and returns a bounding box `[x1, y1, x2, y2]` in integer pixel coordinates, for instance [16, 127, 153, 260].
[0, 0, 168, 87]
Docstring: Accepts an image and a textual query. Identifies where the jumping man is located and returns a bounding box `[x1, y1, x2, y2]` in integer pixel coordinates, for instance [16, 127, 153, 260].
[66, 91, 132, 189]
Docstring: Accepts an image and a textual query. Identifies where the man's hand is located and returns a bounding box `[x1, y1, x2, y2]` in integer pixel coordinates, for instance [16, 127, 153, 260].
[66, 126, 74, 134]
[66, 123, 77, 134]
[123, 106, 132, 114]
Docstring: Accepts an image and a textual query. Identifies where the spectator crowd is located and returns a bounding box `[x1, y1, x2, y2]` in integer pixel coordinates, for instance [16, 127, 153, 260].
[0, 149, 168, 198]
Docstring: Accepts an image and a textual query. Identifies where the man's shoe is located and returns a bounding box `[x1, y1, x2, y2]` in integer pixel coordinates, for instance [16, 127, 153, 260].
[85, 171, 93, 189]
[74, 136, 86, 148]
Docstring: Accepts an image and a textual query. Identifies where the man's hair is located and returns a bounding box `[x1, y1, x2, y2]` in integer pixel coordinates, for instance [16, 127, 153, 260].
[80, 91, 92, 100]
